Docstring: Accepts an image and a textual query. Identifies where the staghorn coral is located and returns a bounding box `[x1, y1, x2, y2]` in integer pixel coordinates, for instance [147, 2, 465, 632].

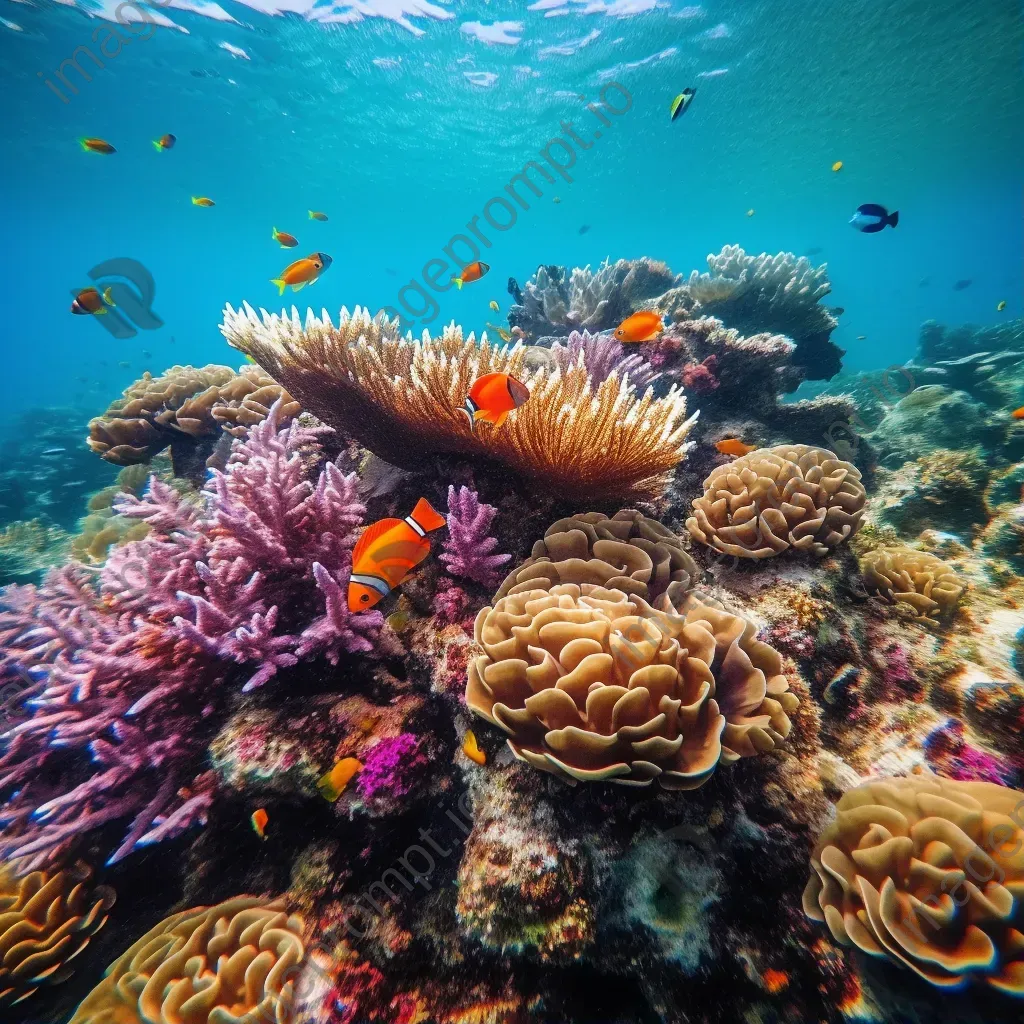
[509, 258, 680, 340]
[440, 485, 511, 588]
[466, 582, 797, 788]
[221, 305, 697, 500]
[496, 509, 699, 604]
[0, 861, 114, 1009]
[802, 772, 1024, 995]
[68, 896, 305, 1024]
[548, 329, 660, 390]
[87, 364, 299, 479]
[686, 444, 866, 559]
[859, 546, 965, 620]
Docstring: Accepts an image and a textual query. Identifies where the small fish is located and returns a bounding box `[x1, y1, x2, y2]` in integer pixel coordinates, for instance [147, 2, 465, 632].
[669, 87, 696, 121]
[832, 160, 843, 172]
[118, 361, 131, 368]
[553, 196, 561, 204]
[71, 286, 115, 316]
[452, 261, 489, 290]
[805, 246, 823, 256]
[614, 310, 664, 343]
[317, 757, 362, 802]
[152, 133, 176, 151]
[251, 808, 268, 840]
[272, 226, 298, 248]
[65, 480, 85, 487]
[347, 498, 446, 612]
[716, 438, 756, 457]
[463, 730, 486, 766]
[489, 300, 499, 312]
[953, 279, 972, 291]
[918, 277, 930, 287]
[997, 300, 1006, 311]
[460, 372, 530, 433]
[486, 322, 512, 343]
[79, 137, 115, 154]
[578, 224, 590, 235]
[142, 349, 152, 358]
[508, 277, 523, 304]
[746, 208, 755, 217]
[829, 306, 845, 317]
[41, 447, 65, 456]
[271, 252, 332, 295]
[856, 335, 867, 340]
[850, 203, 898, 232]
[191, 196, 215, 207]
[386, 267, 397, 276]
[1012, 407, 1024, 420]
[308, 210, 328, 221]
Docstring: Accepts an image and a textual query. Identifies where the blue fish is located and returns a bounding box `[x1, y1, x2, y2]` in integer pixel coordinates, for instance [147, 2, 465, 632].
[850, 204, 899, 233]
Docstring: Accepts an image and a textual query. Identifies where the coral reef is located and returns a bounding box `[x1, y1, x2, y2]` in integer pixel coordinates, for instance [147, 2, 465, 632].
[0, 861, 114, 1008]
[860, 546, 965, 621]
[467, 582, 797, 787]
[440, 485, 510, 588]
[68, 896, 305, 1023]
[548, 329, 661, 390]
[917, 317, 1024, 363]
[686, 444, 866, 558]
[221, 305, 697, 500]
[803, 772, 1024, 995]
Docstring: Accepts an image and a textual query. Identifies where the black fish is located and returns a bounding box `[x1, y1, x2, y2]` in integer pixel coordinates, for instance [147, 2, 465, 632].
[385, 268, 397, 276]
[670, 88, 696, 121]
[849, 203, 899, 233]
[828, 306, 845, 317]
[953, 279, 972, 291]
[507, 277, 523, 304]
[578, 224, 591, 235]
[804, 246, 823, 256]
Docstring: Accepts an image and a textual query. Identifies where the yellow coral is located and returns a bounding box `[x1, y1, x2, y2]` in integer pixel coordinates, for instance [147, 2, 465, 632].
[220, 305, 696, 500]
[859, 545, 964, 620]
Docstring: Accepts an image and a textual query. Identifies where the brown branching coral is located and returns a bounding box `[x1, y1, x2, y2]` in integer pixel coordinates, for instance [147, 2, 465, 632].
[686, 444, 866, 558]
[87, 364, 299, 471]
[495, 510, 699, 605]
[221, 304, 697, 500]
[859, 546, 965, 620]
[0, 862, 114, 1009]
[803, 772, 1024, 995]
[69, 896, 304, 1024]
[466, 582, 797, 788]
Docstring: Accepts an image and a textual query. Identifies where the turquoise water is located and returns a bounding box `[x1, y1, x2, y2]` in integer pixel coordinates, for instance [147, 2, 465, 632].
[1, 0, 1021, 419]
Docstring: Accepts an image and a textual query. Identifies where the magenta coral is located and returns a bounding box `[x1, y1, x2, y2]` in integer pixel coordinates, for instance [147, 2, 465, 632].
[439, 486, 510, 588]
[923, 718, 1018, 786]
[549, 330, 659, 390]
[0, 401, 380, 868]
[355, 733, 427, 802]
[681, 355, 721, 394]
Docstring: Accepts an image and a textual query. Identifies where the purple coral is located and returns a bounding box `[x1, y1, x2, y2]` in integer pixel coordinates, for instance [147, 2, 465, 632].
[439, 486, 510, 588]
[549, 330, 660, 390]
[355, 733, 427, 803]
[0, 401, 381, 868]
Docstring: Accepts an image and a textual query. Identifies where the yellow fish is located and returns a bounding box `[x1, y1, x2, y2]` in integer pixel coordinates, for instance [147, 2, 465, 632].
[317, 757, 362, 802]
[832, 160, 843, 172]
[489, 300, 499, 312]
[997, 300, 1006, 312]
[486, 322, 511, 342]
[463, 730, 486, 766]
[746, 208, 755, 217]
[191, 196, 215, 207]
[553, 196, 561, 204]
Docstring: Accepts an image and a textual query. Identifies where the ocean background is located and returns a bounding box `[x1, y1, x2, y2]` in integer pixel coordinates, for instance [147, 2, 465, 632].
[0, 0, 1021, 426]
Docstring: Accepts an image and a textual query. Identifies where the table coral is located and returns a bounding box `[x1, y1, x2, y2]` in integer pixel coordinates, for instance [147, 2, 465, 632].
[859, 545, 964, 620]
[467, 583, 797, 788]
[686, 444, 866, 558]
[803, 772, 1024, 996]
[0, 861, 114, 1009]
[221, 304, 697, 501]
[68, 896, 305, 1024]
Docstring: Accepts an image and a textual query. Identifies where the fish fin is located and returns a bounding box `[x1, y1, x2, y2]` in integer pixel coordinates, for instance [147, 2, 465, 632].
[78, 139, 91, 152]
[307, 277, 316, 286]
[491, 410, 510, 430]
[308, 210, 315, 219]
[94, 308, 107, 315]
[291, 281, 306, 292]
[102, 287, 115, 307]
[352, 518, 402, 564]
[410, 498, 446, 533]
[271, 278, 286, 296]
[457, 404, 476, 433]
[454, 277, 463, 290]
[316, 770, 342, 803]
[272, 227, 278, 240]
[152, 140, 164, 151]
[472, 409, 491, 422]
[887, 210, 899, 228]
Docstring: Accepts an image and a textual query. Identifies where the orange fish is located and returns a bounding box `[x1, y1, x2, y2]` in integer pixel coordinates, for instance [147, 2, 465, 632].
[1013, 406, 1024, 420]
[716, 438, 756, 457]
[317, 757, 362, 802]
[191, 196, 215, 207]
[348, 498, 446, 612]
[152, 134, 176, 151]
[271, 252, 332, 295]
[452, 261, 489, 290]
[251, 808, 268, 840]
[272, 226, 298, 248]
[309, 210, 328, 221]
[463, 730, 486, 766]
[460, 372, 530, 433]
[614, 311, 664, 343]
[79, 137, 115, 154]
[71, 286, 114, 316]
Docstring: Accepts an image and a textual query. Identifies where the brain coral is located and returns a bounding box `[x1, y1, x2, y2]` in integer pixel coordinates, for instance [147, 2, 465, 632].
[495, 510, 699, 605]
[69, 896, 304, 1024]
[859, 546, 965, 620]
[0, 862, 114, 1008]
[803, 772, 1024, 995]
[466, 583, 797, 788]
[686, 444, 866, 558]
[87, 364, 299, 466]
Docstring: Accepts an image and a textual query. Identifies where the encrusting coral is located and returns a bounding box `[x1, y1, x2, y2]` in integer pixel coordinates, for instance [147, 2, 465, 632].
[0, 861, 114, 1008]
[221, 304, 697, 500]
[495, 509, 699, 605]
[859, 545, 965, 621]
[686, 444, 866, 558]
[466, 582, 798, 788]
[68, 896, 305, 1024]
[803, 772, 1024, 996]
[440, 485, 510, 588]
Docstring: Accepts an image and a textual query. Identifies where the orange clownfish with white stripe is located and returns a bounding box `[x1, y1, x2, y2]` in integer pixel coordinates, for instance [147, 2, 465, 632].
[347, 498, 446, 612]
[459, 372, 531, 433]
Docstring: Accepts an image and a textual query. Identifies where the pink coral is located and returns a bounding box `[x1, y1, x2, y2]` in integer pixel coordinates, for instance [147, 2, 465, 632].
[681, 355, 721, 394]
[439, 486, 510, 588]
[923, 718, 1019, 786]
[355, 733, 427, 803]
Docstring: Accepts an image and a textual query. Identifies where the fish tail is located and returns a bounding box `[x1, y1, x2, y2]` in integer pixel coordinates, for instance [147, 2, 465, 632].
[454, 277, 463, 290]
[152, 140, 163, 151]
[78, 139, 91, 152]
[887, 210, 899, 228]
[272, 226, 279, 240]
[316, 772, 341, 804]
[102, 286, 116, 307]
[410, 497, 446, 533]
[308, 210, 315, 219]
[191, 197, 200, 205]
[271, 278, 286, 296]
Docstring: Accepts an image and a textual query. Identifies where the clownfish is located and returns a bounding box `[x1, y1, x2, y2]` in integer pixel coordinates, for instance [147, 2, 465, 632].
[251, 808, 269, 840]
[614, 310, 664, 343]
[347, 498, 446, 612]
[317, 757, 362, 802]
[715, 438, 756, 457]
[459, 372, 530, 433]
[452, 261, 489, 290]
[71, 286, 115, 316]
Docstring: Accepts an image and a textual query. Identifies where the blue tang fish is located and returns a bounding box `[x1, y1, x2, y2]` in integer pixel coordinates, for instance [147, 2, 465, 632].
[850, 204, 899, 233]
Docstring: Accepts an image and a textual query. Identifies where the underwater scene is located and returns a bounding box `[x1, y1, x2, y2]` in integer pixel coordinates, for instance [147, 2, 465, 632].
[1, 0, 1023, 1022]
